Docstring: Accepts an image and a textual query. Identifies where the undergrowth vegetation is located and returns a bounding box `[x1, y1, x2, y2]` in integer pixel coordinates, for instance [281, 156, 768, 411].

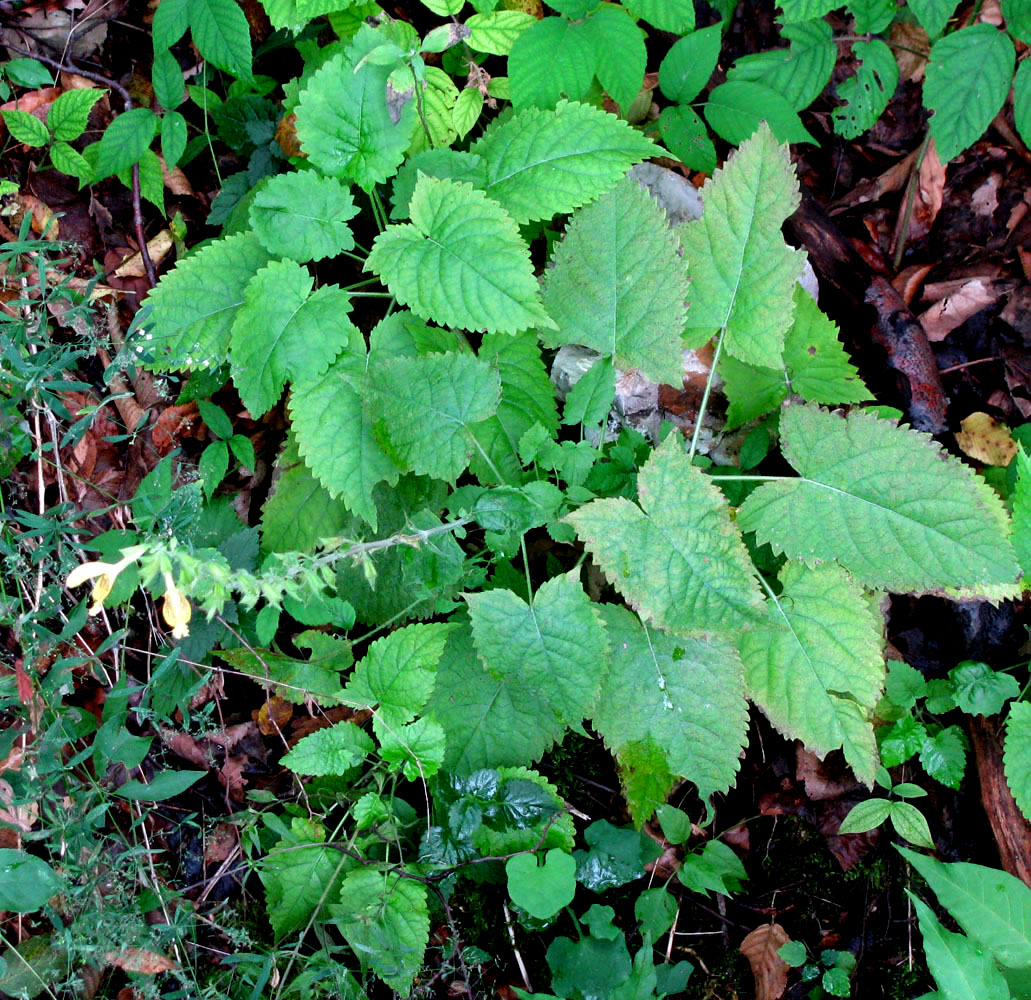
[4, 1, 1031, 998]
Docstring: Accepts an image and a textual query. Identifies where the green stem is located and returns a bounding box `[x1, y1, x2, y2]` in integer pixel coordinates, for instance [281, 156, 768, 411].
[687, 328, 727, 462]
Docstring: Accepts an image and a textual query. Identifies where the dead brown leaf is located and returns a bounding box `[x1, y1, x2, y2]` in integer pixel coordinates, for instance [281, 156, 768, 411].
[919, 278, 1009, 341]
[740, 924, 791, 1000]
[891, 22, 929, 82]
[114, 230, 173, 277]
[257, 696, 293, 736]
[955, 411, 1017, 465]
[796, 747, 860, 802]
[104, 948, 177, 974]
[204, 822, 238, 865]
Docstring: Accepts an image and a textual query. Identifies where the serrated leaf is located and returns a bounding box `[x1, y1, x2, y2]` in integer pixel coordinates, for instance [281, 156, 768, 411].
[1006, 702, 1031, 823]
[47, 88, 104, 141]
[406, 66, 460, 153]
[582, 6, 646, 112]
[188, 0, 252, 78]
[2, 110, 50, 147]
[658, 105, 717, 174]
[467, 571, 607, 726]
[344, 623, 455, 730]
[1012, 447, 1031, 578]
[470, 100, 656, 225]
[705, 81, 817, 146]
[152, 48, 185, 110]
[230, 261, 358, 417]
[281, 721, 375, 776]
[153, 0, 190, 49]
[1015, 61, 1031, 153]
[369, 352, 501, 481]
[161, 111, 187, 167]
[144, 232, 272, 371]
[1005, 0, 1031, 42]
[623, 0, 694, 32]
[508, 16, 596, 110]
[727, 19, 834, 110]
[563, 357, 615, 428]
[296, 32, 416, 189]
[541, 177, 689, 386]
[741, 562, 884, 785]
[899, 846, 1031, 970]
[776, 0, 837, 19]
[908, 0, 959, 37]
[849, 0, 895, 33]
[880, 715, 927, 767]
[615, 739, 675, 826]
[466, 10, 535, 55]
[332, 870, 428, 995]
[950, 661, 1019, 717]
[470, 331, 559, 484]
[565, 435, 764, 634]
[248, 172, 358, 263]
[50, 141, 93, 182]
[93, 107, 157, 179]
[378, 717, 447, 779]
[832, 39, 898, 140]
[452, 88, 483, 139]
[658, 23, 721, 104]
[594, 606, 748, 810]
[429, 624, 568, 770]
[910, 895, 1012, 1000]
[738, 405, 1020, 593]
[219, 634, 352, 705]
[919, 726, 968, 789]
[681, 122, 805, 369]
[367, 176, 551, 333]
[925, 24, 1014, 163]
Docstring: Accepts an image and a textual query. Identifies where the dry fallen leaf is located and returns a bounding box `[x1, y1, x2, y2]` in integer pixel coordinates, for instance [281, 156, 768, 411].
[104, 948, 177, 974]
[740, 923, 791, 1000]
[955, 411, 1017, 466]
[919, 278, 1008, 341]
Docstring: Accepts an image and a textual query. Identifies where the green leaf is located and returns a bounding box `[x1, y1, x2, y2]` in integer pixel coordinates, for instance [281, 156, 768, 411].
[910, 895, 1012, 1000]
[566, 436, 764, 634]
[1004, 0, 1031, 42]
[678, 840, 747, 898]
[199, 440, 229, 498]
[429, 623, 569, 770]
[541, 176, 689, 385]
[776, 0, 838, 20]
[594, 606, 749, 811]
[900, 846, 1031, 970]
[50, 141, 93, 182]
[658, 105, 717, 174]
[925, 24, 1014, 163]
[466, 10, 535, 55]
[508, 16, 596, 110]
[889, 801, 934, 849]
[908, 0, 959, 37]
[655, 804, 692, 845]
[187, 0, 253, 78]
[152, 48, 185, 109]
[407, 66, 460, 154]
[453, 88, 483, 140]
[832, 39, 898, 140]
[919, 726, 968, 789]
[623, 0, 694, 32]
[737, 405, 1020, 593]
[369, 352, 501, 481]
[635, 887, 678, 937]
[3, 58, 53, 88]
[838, 798, 892, 835]
[378, 717, 448, 779]
[93, 108, 157, 179]
[281, 721, 376, 776]
[506, 850, 577, 919]
[0, 851, 64, 912]
[740, 562, 884, 786]
[950, 661, 1019, 717]
[1012, 447, 1031, 578]
[880, 715, 928, 767]
[614, 740, 675, 826]
[47, 88, 104, 142]
[1005, 701, 1031, 822]
[680, 121, 805, 369]
[885, 660, 928, 709]
[344, 623, 454, 729]
[153, 0, 190, 49]
[848, 0, 895, 32]
[658, 23, 721, 104]
[582, 6, 646, 112]
[115, 770, 206, 800]
[1016, 61, 1031, 159]
[727, 19, 834, 110]
[296, 31, 416, 189]
[471, 99, 656, 225]
[705, 81, 818, 146]
[1, 110, 50, 147]
[467, 571, 608, 726]
[563, 357, 616, 428]
[332, 870, 429, 995]
[161, 111, 188, 167]
[367, 176, 552, 333]
[229, 261, 358, 417]
[248, 172, 358, 263]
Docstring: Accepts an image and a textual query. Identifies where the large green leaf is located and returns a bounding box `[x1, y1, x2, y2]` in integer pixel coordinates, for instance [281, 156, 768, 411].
[738, 405, 1020, 594]
[594, 606, 748, 816]
[466, 10, 536, 55]
[739, 562, 884, 785]
[623, 0, 694, 32]
[188, 0, 252, 78]
[331, 870, 428, 995]
[925, 24, 1015, 163]
[92, 108, 157, 180]
[295, 29, 416, 189]
[1012, 447, 1031, 578]
[582, 6, 646, 112]
[541, 176, 689, 386]
[1005, 701, 1031, 823]
[832, 39, 898, 140]
[508, 16, 596, 110]
[143, 232, 271, 370]
[281, 721, 376, 776]
[369, 352, 501, 482]
[776, 0, 838, 19]
[908, 0, 959, 37]
[680, 121, 805, 369]
[565, 435, 764, 635]
[657, 23, 721, 104]
[1015, 60, 1031, 153]
[229, 261, 358, 417]
[704, 82, 817, 146]
[366, 176, 553, 333]
[470, 100, 656, 225]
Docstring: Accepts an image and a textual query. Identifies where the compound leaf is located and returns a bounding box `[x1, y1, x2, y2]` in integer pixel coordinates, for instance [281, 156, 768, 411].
[832, 39, 898, 140]
[565, 435, 764, 635]
[582, 6, 646, 113]
[1005, 701, 1031, 822]
[508, 16, 596, 110]
[188, 0, 252, 78]
[727, 19, 834, 110]
[47, 88, 104, 142]
[466, 10, 536, 55]
[681, 121, 805, 369]
[249, 171, 359, 263]
[541, 176, 689, 387]
[739, 562, 884, 785]
[366, 176, 552, 333]
[737, 404, 1019, 594]
[925, 24, 1014, 163]
[470, 100, 656, 225]
[92, 107, 157, 179]
[230, 260, 358, 417]
[594, 606, 749, 812]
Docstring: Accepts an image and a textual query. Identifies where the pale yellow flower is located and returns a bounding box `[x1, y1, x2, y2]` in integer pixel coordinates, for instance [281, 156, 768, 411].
[66, 545, 147, 615]
[161, 572, 191, 639]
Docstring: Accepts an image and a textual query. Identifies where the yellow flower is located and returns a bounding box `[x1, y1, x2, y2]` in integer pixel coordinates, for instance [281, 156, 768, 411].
[161, 572, 191, 639]
[66, 546, 147, 615]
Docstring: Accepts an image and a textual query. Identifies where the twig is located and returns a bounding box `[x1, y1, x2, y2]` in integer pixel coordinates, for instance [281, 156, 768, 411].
[504, 901, 532, 993]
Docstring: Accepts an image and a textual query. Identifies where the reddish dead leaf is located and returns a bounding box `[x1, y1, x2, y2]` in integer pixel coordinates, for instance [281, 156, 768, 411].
[0, 86, 61, 122]
[160, 729, 212, 769]
[14, 659, 34, 706]
[151, 402, 201, 455]
[919, 277, 1009, 341]
[257, 696, 293, 736]
[104, 948, 177, 974]
[955, 411, 1017, 466]
[892, 263, 933, 305]
[740, 924, 790, 1000]
[912, 140, 945, 239]
[219, 755, 249, 802]
[829, 148, 916, 214]
[796, 747, 860, 802]
[204, 822, 238, 865]
[275, 113, 301, 158]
